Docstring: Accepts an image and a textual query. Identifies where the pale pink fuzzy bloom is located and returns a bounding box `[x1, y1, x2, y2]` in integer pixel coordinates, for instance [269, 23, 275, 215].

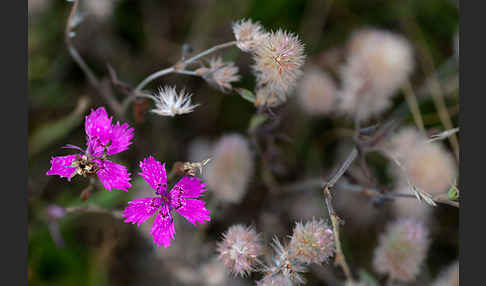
[83, 0, 114, 20]
[392, 191, 432, 222]
[338, 28, 414, 122]
[199, 258, 228, 286]
[387, 127, 457, 197]
[217, 224, 263, 277]
[431, 261, 459, 286]
[289, 219, 335, 264]
[122, 156, 210, 248]
[150, 86, 199, 117]
[373, 219, 430, 282]
[255, 86, 286, 108]
[206, 134, 253, 204]
[46, 107, 133, 191]
[263, 238, 307, 285]
[202, 57, 241, 93]
[297, 66, 337, 115]
[253, 29, 306, 107]
[232, 19, 267, 53]
[257, 274, 293, 286]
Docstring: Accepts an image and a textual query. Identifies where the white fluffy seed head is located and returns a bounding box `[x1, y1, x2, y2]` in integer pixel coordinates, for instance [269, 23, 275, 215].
[206, 134, 253, 204]
[217, 225, 263, 277]
[373, 219, 429, 282]
[257, 274, 293, 286]
[263, 238, 307, 285]
[289, 219, 335, 264]
[232, 19, 267, 53]
[252, 29, 306, 107]
[201, 57, 241, 93]
[431, 261, 459, 286]
[150, 86, 199, 117]
[387, 127, 457, 197]
[338, 28, 414, 122]
[297, 67, 337, 115]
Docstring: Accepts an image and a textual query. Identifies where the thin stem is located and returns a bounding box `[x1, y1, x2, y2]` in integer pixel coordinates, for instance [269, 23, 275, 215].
[134, 40, 237, 91]
[182, 40, 237, 67]
[402, 81, 425, 131]
[65, 0, 99, 88]
[120, 41, 237, 112]
[135, 67, 175, 91]
[65, 0, 124, 117]
[323, 185, 354, 282]
[328, 148, 358, 187]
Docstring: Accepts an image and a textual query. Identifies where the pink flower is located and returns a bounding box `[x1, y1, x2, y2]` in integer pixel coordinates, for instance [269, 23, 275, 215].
[122, 156, 211, 248]
[46, 107, 133, 191]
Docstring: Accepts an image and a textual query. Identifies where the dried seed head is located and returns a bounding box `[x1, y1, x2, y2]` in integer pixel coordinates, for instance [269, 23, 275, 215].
[217, 224, 263, 277]
[431, 261, 459, 286]
[232, 19, 267, 53]
[202, 57, 240, 93]
[262, 238, 307, 285]
[257, 274, 293, 286]
[206, 134, 253, 204]
[253, 29, 306, 107]
[392, 193, 432, 222]
[289, 219, 335, 264]
[199, 258, 228, 286]
[297, 67, 337, 115]
[150, 86, 199, 117]
[373, 219, 429, 282]
[387, 127, 457, 197]
[338, 28, 414, 122]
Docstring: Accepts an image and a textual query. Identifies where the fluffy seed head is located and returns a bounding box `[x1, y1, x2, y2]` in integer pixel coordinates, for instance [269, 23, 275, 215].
[232, 19, 267, 53]
[253, 29, 306, 107]
[150, 86, 199, 117]
[263, 238, 307, 285]
[373, 219, 429, 282]
[297, 67, 337, 115]
[289, 219, 335, 264]
[387, 127, 457, 196]
[202, 57, 240, 93]
[338, 28, 414, 122]
[392, 194, 432, 222]
[431, 261, 459, 286]
[257, 274, 293, 286]
[217, 224, 263, 276]
[205, 134, 253, 204]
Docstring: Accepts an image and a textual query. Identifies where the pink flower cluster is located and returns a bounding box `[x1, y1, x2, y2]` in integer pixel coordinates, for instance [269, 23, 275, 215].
[46, 107, 211, 248]
[46, 107, 133, 191]
[122, 156, 210, 248]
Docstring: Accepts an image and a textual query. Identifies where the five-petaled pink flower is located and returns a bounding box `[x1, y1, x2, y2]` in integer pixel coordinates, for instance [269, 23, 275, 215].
[122, 156, 211, 248]
[46, 107, 133, 191]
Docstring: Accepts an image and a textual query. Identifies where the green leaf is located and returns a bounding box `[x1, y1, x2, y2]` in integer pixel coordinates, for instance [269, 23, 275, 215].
[235, 88, 256, 104]
[248, 113, 268, 132]
[448, 180, 459, 201]
[358, 269, 379, 286]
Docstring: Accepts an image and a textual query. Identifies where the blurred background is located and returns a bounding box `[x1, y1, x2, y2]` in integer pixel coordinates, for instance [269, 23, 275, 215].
[28, 0, 459, 285]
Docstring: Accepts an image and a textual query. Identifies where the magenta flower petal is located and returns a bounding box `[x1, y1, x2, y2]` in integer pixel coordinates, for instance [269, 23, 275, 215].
[171, 176, 207, 198]
[150, 205, 176, 248]
[174, 198, 211, 226]
[46, 155, 78, 181]
[107, 122, 134, 155]
[85, 107, 113, 141]
[96, 160, 132, 191]
[139, 156, 167, 194]
[122, 197, 162, 226]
